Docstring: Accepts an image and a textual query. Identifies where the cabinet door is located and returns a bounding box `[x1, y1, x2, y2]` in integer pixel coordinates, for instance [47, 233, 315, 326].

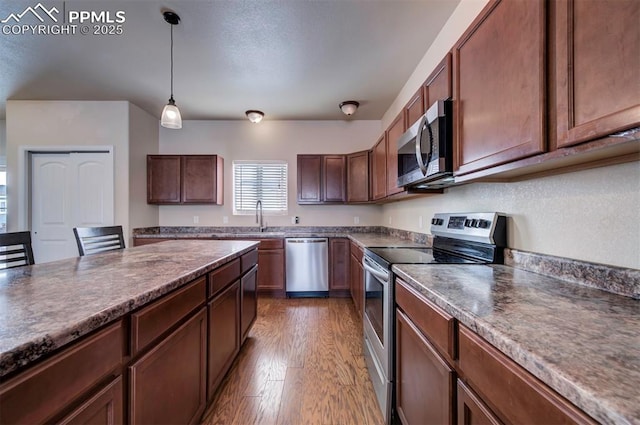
[386, 112, 405, 196]
[181, 155, 222, 204]
[349, 253, 363, 316]
[347, 151, 369, 203]
[323, 155, 347, 202]
[405, 88, 425, 129]
[453, 0, 546, 175]
[57, 377, 123, 425]
[329, 238, 350, 291]
[257, 249, 285, 292]
[554, 0, 640, 148]
[457, 379, 502, 425]
[129, 309, 207, 425]
[241, 265, 258, 342]
[147, 155, 181, 204]
[424, 53, 452, 110]
[396, 309, 455, 425]
[371, 135, 387, 200]
[208, 281, 241, 398]
[297, 155, 322, 203]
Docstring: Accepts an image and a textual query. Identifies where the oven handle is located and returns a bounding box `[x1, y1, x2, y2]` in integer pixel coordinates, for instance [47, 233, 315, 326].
[363, 256, 390, 284]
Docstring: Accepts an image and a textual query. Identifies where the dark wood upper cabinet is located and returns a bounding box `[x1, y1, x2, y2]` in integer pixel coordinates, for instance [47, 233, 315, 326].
[347, 150, 369, 203]
[147, 155, 223, 205]
[553, 0, 640, 148]
[147, 155, 181, 204]
[424, 53, 452, 111]
[323, 155, 347, 202]
[405, 88, 425, 129]
[371, 135, 387, 200]
[386, 112, 406, 196]
[297, 155, 346, 204]
[297, 155, 322, 203]
[453, 0, 546, 175]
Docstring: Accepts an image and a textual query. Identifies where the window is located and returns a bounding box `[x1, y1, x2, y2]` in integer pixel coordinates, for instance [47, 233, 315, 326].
[233, 161, 288, 215]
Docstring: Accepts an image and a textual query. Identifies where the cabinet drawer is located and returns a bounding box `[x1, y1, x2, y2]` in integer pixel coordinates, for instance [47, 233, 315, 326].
[131, 277, 206, 355]
[208, 258, 240, 297]
[0, 321, 124, 425]
[458, 325, 596, 425]
[395, 278, 455, 361]
[241, 248, 259, 273]
[259, 239, 284, 250]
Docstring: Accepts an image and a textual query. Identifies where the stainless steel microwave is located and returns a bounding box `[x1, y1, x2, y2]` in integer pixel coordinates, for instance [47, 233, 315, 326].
[397, 99, 454, 189]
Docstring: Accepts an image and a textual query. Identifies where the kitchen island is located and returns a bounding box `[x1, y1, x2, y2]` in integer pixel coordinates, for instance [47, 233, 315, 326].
[0, 239, 259, 424]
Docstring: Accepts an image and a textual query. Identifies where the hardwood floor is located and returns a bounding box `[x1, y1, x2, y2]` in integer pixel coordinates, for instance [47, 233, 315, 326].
[201, 297, 384, 425]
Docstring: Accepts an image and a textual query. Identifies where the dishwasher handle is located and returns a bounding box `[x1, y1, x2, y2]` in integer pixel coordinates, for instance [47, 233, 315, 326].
[286, 239, 328, 244]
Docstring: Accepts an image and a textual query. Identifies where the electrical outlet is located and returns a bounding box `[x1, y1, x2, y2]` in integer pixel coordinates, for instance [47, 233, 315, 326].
[388, 216, 392, 225]
[193, 216, 199, 224]
[222, 216, 229, 224]
[419, 215, 423, 229]
[354, 216, 360, 225]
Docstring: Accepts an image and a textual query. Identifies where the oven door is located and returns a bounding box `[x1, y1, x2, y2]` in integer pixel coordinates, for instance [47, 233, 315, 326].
[362, 255, 392, 423]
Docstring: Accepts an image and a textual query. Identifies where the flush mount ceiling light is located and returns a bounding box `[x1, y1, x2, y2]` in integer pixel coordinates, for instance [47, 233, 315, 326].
[339, 101, 360, 116]
[246, 110, 264, 124]
[160, 11, 182, 129]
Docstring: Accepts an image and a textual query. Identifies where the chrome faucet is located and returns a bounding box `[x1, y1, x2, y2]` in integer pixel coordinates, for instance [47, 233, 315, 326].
[256, 200, 266, 232]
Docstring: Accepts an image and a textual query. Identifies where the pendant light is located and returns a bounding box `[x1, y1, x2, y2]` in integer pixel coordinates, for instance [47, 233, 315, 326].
[160, 11, 182, 129]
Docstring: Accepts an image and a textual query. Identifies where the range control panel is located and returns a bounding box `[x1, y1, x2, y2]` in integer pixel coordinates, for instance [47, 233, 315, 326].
[430, 212, 507, 246]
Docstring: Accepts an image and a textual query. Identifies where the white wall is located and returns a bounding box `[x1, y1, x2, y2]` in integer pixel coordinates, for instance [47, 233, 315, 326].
[6, 100, 130, 234]
[382, 0, 489, 128]
[128, 103, 159, 240]
[378, 0, 640, 269]
[382, 162, 640, 269]
[0, 120, 6, 164]
[159, 120, 383, 227]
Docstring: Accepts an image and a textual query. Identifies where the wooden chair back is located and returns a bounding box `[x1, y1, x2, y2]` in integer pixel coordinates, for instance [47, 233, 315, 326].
[73, 226, 126, 256]
[0, 231, 35, 269]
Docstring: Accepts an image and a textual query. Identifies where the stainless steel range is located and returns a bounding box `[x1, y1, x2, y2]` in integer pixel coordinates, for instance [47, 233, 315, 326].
[362, 212, 507, 424]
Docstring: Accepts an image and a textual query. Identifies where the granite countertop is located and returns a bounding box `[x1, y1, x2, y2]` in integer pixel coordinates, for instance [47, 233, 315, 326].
[0, 239, 259, 379]
[393, 264, 640, 425]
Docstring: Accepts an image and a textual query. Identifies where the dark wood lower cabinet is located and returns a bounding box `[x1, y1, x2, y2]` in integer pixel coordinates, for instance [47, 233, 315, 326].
[329, 238, 350, 295]
[207, 281, 241, 398]
[241, 265, 258, 342]
[396, 309, 455, 425]
[129, 308, 207, 425]
[457, 379, 502, 425]
[349, 243, 364, 316]
[58, 376, 124, 425]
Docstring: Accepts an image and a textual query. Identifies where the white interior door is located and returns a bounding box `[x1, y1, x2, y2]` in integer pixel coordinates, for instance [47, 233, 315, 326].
[31, 152, 114, 263]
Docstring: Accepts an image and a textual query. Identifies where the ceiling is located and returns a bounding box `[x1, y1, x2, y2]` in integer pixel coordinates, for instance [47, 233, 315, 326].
[0, 0, 461, 121]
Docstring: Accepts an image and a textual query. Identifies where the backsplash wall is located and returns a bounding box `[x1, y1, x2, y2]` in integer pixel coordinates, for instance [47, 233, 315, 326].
[382, 161, 640, 270]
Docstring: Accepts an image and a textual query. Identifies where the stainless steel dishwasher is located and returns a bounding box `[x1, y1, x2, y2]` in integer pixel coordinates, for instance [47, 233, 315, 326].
[285, 238, 328, 297]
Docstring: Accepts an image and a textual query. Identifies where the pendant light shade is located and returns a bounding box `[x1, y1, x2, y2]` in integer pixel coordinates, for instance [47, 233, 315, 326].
[161, 97, 182, 129]
[161, 11, 182, 129]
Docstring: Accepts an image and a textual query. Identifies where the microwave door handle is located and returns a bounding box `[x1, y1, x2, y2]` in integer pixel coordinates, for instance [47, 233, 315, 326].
[414, 115, 429, 176]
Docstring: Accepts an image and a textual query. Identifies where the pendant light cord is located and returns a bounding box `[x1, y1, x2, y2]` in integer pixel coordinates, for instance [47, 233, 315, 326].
[170, 22, 174, 99]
